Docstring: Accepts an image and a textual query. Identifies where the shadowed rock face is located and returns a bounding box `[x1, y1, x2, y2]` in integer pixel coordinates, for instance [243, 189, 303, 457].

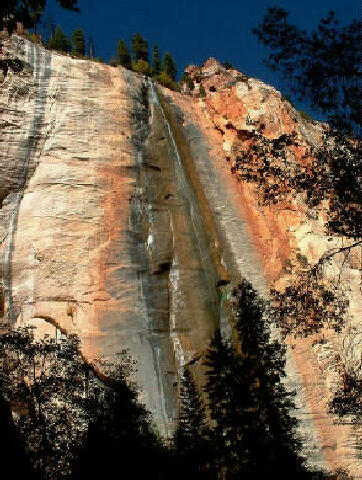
[1, 40, 360, 476]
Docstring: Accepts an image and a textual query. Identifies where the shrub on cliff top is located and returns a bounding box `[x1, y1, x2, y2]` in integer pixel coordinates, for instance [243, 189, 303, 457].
[154, 71, 179, 91]
[132, 59, 152, 77]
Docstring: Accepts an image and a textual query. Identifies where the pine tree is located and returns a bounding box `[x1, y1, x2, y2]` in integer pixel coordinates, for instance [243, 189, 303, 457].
[71, 28, 85, 56]
[131, 33, 148, 62]
[1, 0, 79, 35]
[48, 25, 70, 52]
[203, 280, 316, 478]
[233, 280, 309, 476]
[116, 40, 132, 69]
[174, 367, 211, 478]
[162, 52, 177, 80]
[204, 330, 252, 477]
[152, 44, 161, 76]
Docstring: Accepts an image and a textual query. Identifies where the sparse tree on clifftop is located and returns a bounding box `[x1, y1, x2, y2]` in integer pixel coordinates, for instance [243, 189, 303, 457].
[48, 25, 70, 52]
[131, 33, 148, 62]
[1, 0, 79, 35]
[71, 28, 85, 56]
[162, 52, 177, 81]
[116, 39, 132, 69]
[152, 44, 161, 76]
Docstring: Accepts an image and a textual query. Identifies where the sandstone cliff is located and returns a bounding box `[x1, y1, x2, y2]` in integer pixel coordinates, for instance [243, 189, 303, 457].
[1, 37, 360, 476]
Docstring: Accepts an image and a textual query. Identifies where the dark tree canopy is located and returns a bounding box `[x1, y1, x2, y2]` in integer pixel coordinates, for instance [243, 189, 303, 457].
[116, 39, 132, 69]
[162, 52, 177, 81]
[131, 32, 148, 62]
[71, 28, 85, 56]
[253, 8, 361, 137]
[1, 0, 79, 35]
[152, 44, 161, 76]
[48, 25, 70, 52]
[203, 280, 311, 478]
[0, 387, 40, 479]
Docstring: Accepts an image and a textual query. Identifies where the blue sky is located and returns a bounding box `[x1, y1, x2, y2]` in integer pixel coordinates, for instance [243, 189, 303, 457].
[43, 0, 359, 95]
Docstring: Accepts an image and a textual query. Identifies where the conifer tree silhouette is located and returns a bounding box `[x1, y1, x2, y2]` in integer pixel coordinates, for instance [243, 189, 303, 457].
[174, 366, 211, 479]
[203, 280, 328, 479]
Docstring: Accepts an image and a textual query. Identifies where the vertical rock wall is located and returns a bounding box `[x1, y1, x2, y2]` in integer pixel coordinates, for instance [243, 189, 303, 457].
[0, 36, 178, 435]
[1, 39, 360, 476]
[161, 59, 361, 476]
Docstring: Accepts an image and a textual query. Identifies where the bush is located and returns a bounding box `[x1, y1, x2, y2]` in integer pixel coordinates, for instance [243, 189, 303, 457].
[154, 71, 179, 91]
[179, 73, 194, 91]
[132, 60, 152, 76]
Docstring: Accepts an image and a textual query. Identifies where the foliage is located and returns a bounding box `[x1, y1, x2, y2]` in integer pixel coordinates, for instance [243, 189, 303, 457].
[329, 354, 362, 426]
[71, 28, 85, 57]
[1, 0, 79, 35]
[223, 60, 233, 69]
[202, 279, 324, 478]
[71, 360, 170, 480]
[154, 71, 178, 91]
[173, 367, 211, 479]
[109, 56, 118, 67]
[152, 44, 161, 76]
[199, 84, 206, 98]
[180, 73, 194, 91]
[0, 386, 40, 479]
[231, 129, 362, 239]
[162, 52, 177, 81]
[254, 8, 361, 137]
[132, 59, 152, 76]
[0, 285, 342, 479]
[0, 326, 94, 478]
[324, 133, 361, 238]
[0, 325, 171, 480]
[115, 39, 132, 69]
[25, 32, 43, 44]
[48, 25, 70, 52]
[131, 32, 148, 62]
[271, 265, 347, 336]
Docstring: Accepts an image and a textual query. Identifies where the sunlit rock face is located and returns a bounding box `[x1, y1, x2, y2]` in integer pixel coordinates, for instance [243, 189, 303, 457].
[0, 35, 180, 436]
[162, 58, 361, 477]
[1, 39, 360, 476]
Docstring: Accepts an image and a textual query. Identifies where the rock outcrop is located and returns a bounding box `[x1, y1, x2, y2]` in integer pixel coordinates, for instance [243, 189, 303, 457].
[1, 38, 360, 476]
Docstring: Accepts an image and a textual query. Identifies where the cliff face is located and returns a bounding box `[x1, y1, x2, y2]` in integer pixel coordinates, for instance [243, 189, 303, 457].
[164, 59, 361, 475]
[1, 38, 360, 475]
